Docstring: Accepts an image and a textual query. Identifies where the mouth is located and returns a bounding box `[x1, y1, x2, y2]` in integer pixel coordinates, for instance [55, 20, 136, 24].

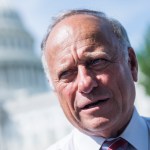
[83, 98, 109, 109]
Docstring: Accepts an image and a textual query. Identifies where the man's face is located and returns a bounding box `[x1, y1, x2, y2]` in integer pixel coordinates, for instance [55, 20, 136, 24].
[44, 15, 138, 138]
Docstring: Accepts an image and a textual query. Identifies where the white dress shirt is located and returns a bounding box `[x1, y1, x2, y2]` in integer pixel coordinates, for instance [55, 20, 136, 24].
[47, 108, 149, 150]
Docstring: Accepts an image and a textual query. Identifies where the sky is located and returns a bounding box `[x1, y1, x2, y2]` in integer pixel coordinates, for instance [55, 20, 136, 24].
[11, 0, 150, 55]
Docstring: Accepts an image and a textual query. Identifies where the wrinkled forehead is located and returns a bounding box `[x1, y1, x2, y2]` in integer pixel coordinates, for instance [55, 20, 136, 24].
[46, 15, 117, 49]
[51, 15, 113, 38]
[44, 14, 122, 65]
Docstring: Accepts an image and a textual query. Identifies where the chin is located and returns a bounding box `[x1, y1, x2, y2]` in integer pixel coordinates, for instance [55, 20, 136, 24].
[77, 117, 112, 137]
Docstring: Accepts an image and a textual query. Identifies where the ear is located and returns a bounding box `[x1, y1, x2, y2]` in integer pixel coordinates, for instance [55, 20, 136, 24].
[128, 47, 138, 82]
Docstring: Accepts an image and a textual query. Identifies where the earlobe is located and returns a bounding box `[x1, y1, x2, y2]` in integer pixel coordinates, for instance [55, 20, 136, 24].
[128, 47, 138, 82]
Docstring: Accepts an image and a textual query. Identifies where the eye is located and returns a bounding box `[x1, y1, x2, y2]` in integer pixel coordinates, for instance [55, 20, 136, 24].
[89, 58, 107, 66]
[59, 70, 71, 79]
[87, 58, 111, 70]
[59, 69, 77, 81]
[91, 58, 102, 65]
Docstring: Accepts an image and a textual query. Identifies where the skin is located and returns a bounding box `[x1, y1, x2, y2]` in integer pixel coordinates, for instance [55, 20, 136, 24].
[44, 14, 138, 138]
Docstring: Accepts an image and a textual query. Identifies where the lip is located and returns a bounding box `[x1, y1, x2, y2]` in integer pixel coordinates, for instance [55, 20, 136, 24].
[80, 97, 110, 110]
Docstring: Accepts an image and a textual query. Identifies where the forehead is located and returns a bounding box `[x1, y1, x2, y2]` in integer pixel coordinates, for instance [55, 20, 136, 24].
[48, 15, 113, 43]
[45, 14, 120, 64]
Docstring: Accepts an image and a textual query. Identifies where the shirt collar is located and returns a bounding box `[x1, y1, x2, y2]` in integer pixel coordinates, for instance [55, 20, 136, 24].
[73, 129, 105, 150]
[120, 108, 148, 150]
[73, 108, 148, 150]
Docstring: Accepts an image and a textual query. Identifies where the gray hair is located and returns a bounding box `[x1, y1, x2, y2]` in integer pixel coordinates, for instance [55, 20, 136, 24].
[41, 9, 131, 89]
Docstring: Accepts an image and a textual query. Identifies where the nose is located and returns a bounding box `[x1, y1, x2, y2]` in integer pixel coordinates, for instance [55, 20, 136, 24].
[78, 66, 98, 94]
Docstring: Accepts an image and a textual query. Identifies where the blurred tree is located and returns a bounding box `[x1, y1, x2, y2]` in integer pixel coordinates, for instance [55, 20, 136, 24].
[137, 26, 150, 96]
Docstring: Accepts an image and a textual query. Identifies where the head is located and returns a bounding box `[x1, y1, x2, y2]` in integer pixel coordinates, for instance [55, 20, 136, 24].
[41, 9, 138, 138]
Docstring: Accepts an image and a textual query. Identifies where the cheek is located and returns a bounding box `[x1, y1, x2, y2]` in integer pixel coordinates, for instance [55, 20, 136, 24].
[56, 83, 77, 112]
[56, 83, 81, 125]
[96, 69, 115, 87]
[110, 65, 135, 109]
[96, 74, 110, 85]
[96, 68, 124, 104]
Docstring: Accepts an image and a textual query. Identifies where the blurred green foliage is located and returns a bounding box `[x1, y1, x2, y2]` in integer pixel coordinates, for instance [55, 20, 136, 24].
[137, 26, 150, 96]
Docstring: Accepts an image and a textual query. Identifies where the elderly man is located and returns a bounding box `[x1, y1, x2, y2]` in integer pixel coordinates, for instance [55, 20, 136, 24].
[41, 9, 150, 150]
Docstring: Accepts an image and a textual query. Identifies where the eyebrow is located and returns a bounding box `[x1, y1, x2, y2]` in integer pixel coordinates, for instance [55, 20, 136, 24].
[83, 51, 110, 59]
[56, 51, 110, 74]
[56, 62, 74, 76]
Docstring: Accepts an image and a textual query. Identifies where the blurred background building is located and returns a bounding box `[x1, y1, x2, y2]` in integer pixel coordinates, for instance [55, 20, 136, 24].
[0, 0, 149, 150]
[0, 1, 72, 150]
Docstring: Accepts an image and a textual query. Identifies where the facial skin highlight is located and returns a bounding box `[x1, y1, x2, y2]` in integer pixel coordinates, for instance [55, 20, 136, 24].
[44, 14, 138, 138]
